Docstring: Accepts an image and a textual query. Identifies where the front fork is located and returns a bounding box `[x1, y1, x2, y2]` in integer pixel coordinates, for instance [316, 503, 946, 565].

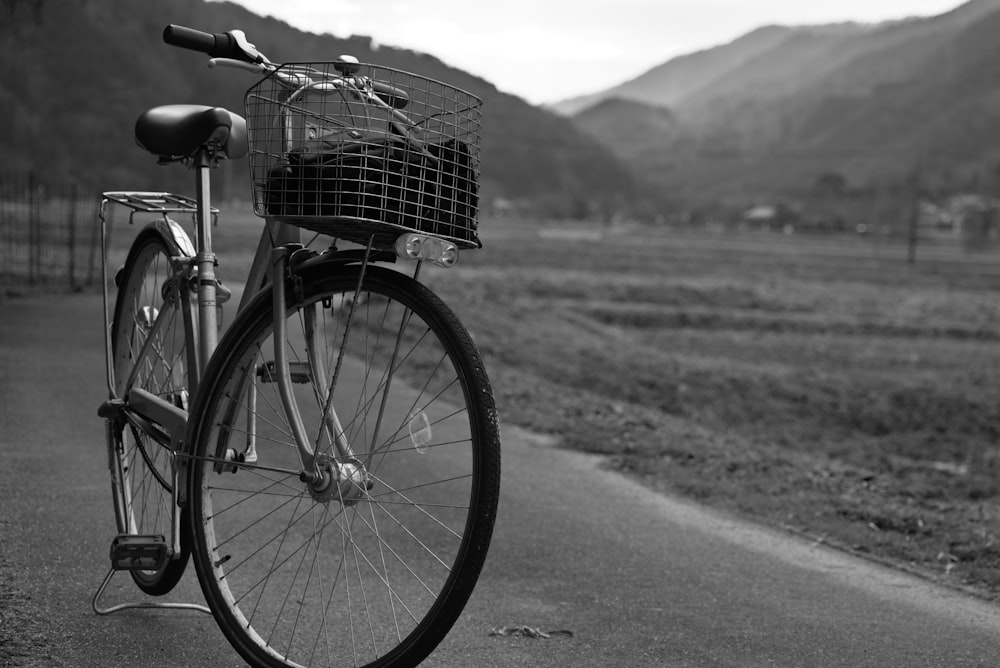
[269, 246, 369, 501]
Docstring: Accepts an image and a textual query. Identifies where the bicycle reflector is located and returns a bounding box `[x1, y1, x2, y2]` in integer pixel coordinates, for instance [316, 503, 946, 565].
[394, 233, 459, 268]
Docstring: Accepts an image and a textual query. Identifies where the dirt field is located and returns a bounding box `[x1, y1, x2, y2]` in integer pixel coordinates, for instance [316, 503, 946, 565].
[423, 218, 1000, 600]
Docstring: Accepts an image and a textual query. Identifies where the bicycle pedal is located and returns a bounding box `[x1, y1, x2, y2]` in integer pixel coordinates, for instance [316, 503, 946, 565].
[109, 534, 169, 571]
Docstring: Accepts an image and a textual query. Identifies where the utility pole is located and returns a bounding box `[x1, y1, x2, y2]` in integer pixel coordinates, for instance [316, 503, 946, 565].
[907, 162, 922, 265]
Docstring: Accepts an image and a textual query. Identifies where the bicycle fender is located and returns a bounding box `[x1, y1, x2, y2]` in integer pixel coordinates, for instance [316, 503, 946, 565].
[149, 216, 196, 258]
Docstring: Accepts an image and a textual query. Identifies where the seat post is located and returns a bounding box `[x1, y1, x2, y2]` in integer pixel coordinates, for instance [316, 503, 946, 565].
[193, 148, 218, 370]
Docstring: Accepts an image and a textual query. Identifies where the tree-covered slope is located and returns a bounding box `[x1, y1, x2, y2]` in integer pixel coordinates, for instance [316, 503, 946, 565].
[0, 0, 637, 216]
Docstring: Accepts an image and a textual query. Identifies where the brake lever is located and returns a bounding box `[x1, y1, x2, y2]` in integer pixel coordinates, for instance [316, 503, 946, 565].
[208, 58, 268, 73]
[229, 29, 268, 64]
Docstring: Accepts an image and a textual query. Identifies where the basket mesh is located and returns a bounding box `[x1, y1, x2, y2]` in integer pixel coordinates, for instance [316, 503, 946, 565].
[245, 61, 483, 249]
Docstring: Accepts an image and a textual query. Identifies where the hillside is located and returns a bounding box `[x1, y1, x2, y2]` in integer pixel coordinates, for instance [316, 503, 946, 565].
[0, 0, 637, 217]
[571, 98, 678, 164]
[557, 0, 1000, 210]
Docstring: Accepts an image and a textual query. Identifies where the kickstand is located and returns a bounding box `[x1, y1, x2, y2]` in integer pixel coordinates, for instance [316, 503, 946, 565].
[92, 568, 211, 616]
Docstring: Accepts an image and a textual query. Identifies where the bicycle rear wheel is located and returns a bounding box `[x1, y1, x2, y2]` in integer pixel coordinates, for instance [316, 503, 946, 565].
[186, 263, 500, 668]
[109, 228, 192, 594]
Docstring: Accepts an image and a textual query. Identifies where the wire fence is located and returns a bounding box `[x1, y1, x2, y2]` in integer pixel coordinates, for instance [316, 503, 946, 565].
[0, 172, 102, 289]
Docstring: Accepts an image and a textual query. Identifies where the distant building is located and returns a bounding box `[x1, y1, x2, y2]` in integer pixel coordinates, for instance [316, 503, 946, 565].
[741, 203, 799, 231]
[919, 194, 1000, 240]
[743, 205, 777, 223]
[489, 197, 516, 217]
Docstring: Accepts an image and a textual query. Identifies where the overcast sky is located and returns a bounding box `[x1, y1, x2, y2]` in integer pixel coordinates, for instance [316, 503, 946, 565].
[216, 0, 969, 103]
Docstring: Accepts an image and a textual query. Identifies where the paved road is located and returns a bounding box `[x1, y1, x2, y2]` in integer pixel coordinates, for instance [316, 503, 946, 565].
[4, 292, 1000, 667]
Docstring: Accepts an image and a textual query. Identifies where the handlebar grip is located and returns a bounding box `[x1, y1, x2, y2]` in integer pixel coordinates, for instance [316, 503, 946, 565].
[163, 24, 242, 60]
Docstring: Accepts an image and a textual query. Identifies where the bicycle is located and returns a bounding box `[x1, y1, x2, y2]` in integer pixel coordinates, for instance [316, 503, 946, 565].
[94, 24, 501, 668]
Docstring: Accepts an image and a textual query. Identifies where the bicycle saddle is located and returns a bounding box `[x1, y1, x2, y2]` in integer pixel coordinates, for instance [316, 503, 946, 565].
[135, 105, 248, 160]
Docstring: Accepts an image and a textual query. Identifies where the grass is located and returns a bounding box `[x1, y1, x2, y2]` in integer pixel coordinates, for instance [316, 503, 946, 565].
[106, 208, 1000, 597]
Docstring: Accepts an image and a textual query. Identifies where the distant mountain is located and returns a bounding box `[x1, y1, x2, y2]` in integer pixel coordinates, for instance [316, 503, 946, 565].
[572, 98, 678, 160]
[0, 0, 637, 217]
[674, 0, 1000, 131]
[550, 26, 799, 116]
[555, 0, 1000, 208]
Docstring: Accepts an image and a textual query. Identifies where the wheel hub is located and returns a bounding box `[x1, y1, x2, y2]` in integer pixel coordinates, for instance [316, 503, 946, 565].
[308, 454, 371, 505]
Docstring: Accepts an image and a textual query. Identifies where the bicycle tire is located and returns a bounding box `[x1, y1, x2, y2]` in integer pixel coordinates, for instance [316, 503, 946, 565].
[186, 262, 500, 668]
[109, 228, 193, 594]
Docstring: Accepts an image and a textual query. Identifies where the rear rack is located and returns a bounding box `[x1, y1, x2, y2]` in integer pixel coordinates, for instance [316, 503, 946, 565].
[100, 192, 220, 224]
[101, 191, 217, 214]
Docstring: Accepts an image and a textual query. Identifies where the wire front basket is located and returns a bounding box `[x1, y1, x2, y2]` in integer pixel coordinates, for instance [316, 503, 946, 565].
[245, 61, 483, 249]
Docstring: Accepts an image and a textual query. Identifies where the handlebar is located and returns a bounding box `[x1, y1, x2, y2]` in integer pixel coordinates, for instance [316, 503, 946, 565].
[164, 24, 423, 152]
[165, 24, 406, 109]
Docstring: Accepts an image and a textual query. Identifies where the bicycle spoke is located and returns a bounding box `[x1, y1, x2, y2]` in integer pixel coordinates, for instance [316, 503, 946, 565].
[366, 474, 466, 545]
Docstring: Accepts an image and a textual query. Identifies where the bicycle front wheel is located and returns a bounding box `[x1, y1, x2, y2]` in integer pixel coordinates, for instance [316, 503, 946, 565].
[109, 228, 193, 594]
[186, 263, 500, 668]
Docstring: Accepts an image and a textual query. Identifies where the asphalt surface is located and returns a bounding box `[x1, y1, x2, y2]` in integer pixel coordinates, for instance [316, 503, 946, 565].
[4, 291, 1000, 667]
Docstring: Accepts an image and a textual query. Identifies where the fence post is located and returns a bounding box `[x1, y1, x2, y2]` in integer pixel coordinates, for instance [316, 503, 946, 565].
[68, 184, 78, 289]
[907, 161, 924, 266]
[28, 171, 37, 284]
[87, 196, 104, 287]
